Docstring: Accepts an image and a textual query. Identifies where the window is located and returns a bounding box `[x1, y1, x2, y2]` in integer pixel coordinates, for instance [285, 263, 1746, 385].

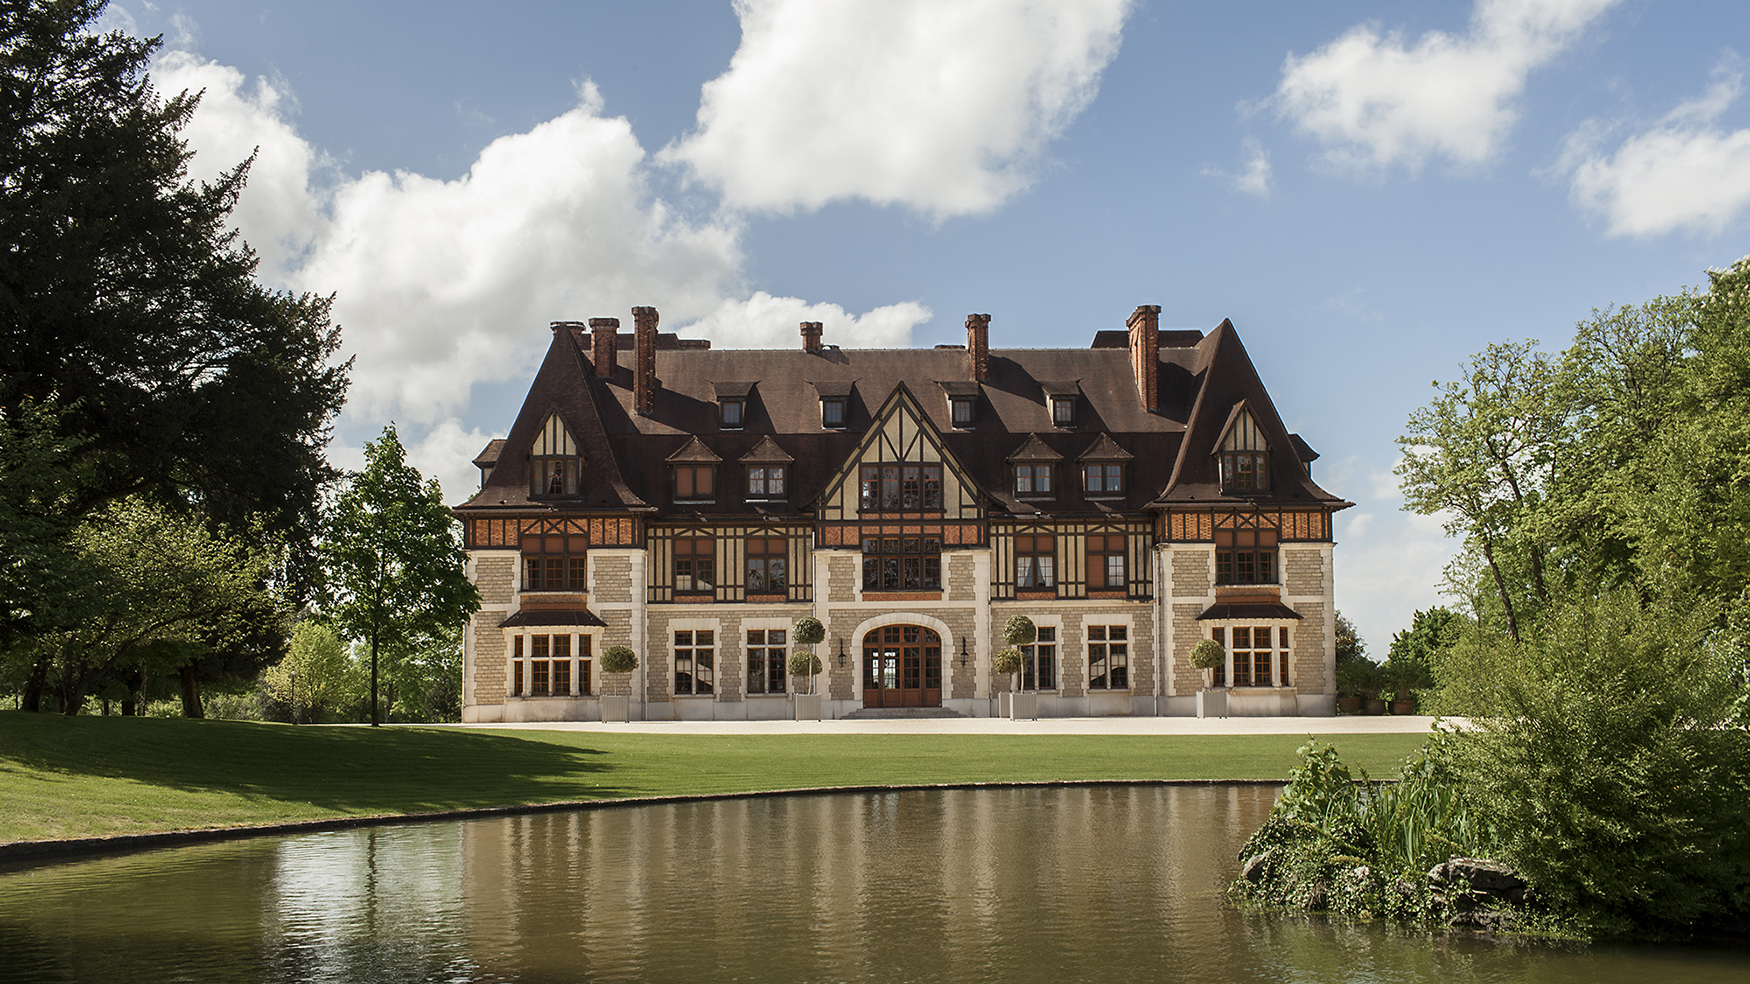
[1052, 396, 1076, 427]
[1015, 464, 1053, 497]
[675, 465, 715, 501]
[1087, 624, 1128, 690]
[510, 633, 590, 697]
[1087, 534, 1126, 591]
[720, 399, 745, 429]
[859, 464, 942, 511]
[746, 466, 786, 499]
[862, 535, 942, 591]
[745, 537, 787, 593]
[1221, 452, 1268, 493]
[521, 533, 587, 592]
[530, 413, 581, 497]
[952, 397, 975, 427]
[821, 397, 847, 428]
[1209, 627, 1226, 687]
[1215, 527, 1277, 585]
[674, 537, 715, 594]
[746, 629, 787, 694]
[1083, 463, 1124, 495]
[1228, 625, 1289, 687]
[674, 630, 715, 695]
[1021, 625, 1056, 690]
[1015, 534, 1055, 589]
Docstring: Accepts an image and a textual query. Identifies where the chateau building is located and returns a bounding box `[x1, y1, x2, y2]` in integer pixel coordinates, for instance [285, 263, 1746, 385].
[455, 306, 1351, 721]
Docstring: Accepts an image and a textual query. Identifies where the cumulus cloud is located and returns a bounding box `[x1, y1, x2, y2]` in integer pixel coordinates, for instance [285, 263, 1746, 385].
[1275, 0, 1620, 174]
[660, 0, 1132, 218]
[1562, 59, 1750, 237]
[150, 48, 933, 499]
[1203, 139, 1273, 197]
[681, 291, 931, 349]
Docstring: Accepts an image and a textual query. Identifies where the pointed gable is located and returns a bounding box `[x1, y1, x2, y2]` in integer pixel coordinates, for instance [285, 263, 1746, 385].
[1006, 433, 1063, 462]
[1077, 433, 1133, 461]
[813, 382, 984, 521]
[665, 435, 722, 463]
[738, 435, 794, 464]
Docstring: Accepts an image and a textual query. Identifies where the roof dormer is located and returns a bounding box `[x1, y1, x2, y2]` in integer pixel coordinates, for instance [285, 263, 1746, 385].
[530, 412, 584, 497]
[1215, 403, 1270, 494]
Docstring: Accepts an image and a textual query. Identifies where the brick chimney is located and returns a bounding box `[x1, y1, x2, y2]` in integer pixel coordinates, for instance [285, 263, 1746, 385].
[966, 313, 991, 382]
[632, 306, 659, 416]
[801, 321, 823, 354]
[589, 317, 619, 378]
[1127, 305, 1161, 412]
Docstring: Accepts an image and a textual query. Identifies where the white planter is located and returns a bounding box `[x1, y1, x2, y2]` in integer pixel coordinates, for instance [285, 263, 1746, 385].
[1196, 689, 1228, 719]
[1009, 692, 1038, 721]
[601, 694, 631, 723]
[793, 693, 822, 721]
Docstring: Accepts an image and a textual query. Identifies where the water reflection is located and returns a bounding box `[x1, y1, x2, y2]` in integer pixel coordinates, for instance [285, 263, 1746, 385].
[0, 786, 1745, 983]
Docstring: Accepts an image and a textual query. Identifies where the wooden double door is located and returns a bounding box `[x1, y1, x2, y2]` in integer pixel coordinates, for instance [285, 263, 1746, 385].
[863, 625, 942, 708]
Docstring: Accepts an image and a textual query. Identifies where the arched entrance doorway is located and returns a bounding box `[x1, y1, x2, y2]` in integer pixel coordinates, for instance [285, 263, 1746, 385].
[862, 625, 942, 708]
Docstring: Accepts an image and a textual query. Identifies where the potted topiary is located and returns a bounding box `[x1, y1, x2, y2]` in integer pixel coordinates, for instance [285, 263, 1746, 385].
[599, 645, 638, 722]
[789, 615, 827, 720]
[1189, 638, 1228, 719]
[1384, 659, 1429, 715]
[1001, 615, 1037, 720]
[992, 646, 1026, 719]
[1359, 661, 1387, 715]
[1334, 656, 1370, 714]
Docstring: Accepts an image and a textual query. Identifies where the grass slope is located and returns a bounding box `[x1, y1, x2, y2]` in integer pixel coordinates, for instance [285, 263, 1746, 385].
[0, 713, 1429, 843]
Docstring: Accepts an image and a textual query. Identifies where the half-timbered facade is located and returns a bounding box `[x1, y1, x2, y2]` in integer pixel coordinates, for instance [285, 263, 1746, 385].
[455, 305, 1351, 721]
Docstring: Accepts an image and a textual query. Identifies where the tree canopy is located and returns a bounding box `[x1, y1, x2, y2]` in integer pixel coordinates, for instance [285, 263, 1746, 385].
[320, 425, 477, 726]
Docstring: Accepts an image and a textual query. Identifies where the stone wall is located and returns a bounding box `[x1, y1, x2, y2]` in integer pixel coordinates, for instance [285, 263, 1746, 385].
[1171, 549, 1211, 597]
[946, 553, 976, 603]
[1171, 602, 1205, 696]
[472, 610, 508, 704]
[1293, 602, 1328, 696]
[593, 555, 634, 605]
[1284, 548, 1323, 596]
[827, 555, 856, 603]
[476, 554, 515, 605]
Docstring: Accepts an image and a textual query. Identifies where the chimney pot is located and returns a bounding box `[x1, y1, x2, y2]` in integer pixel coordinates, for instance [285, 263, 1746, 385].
[801, 321, 824, 354]
[589, 317, 620, 378]
[966, 313, 991, 383]
[632, 306, 660, 415]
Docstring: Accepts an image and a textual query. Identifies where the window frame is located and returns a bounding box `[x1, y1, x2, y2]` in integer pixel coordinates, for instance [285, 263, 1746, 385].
[1020, 625, 1057, 691]
[746, 465, 786, 500]
[951, 397, 975, 427]
[674, 464, 716, 502]
[1209, 625, 1292, 688]
[509, 632, 593, 697]
[530, 455, 582, 498]
[1221, 451, 1269, 494]
[745, 536, 788, 594]
[861, 535, 942, 592]
[719, 398, 745, 430]
[521, 533, 588, 592]
[1014, 533, 1056, 589]
[1214, 527, 1278, 585]
[673, 629, 716, 696]
[745, 628, 788, 695]
[859, 464, 942, 512]
[1086, 534, 1127, 592]
[1086, 624, 1129, 691]
[1051, 396, 1076, 427]
[673, 537, 716, 595]
[1082, 462, 1124, 497]
[821, 397, 848, 429]
[1014, 463, 1054, 498]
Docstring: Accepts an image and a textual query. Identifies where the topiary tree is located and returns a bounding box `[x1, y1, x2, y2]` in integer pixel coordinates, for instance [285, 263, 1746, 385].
[789, 616, 826, 695]
[1002, 615, 1037, 646]
[1190, 638, 1226, 688]
[992, 647, 1024, 677]
[600, 645, 638, 675]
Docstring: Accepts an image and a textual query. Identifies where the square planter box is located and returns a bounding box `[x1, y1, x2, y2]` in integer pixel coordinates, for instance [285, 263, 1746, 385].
[600, 694, 631, 723]
[793, 693, 822, 721]
[1197, 689, 1229, 719]
[1009, 692, 1038, 721]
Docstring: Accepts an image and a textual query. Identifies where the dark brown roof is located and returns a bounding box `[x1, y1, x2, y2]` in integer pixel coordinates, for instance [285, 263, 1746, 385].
[499, 609, 608, 628]
[1197, 602, 1303, 621]
[473, 439, 505, 468]
[738, 435, 794, 464]
[455, 315, 1349, 521]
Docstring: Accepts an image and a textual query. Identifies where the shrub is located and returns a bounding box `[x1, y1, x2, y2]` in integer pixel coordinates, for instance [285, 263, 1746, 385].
[787, 651, 822, 677]
[1189, 638, 1225, 670]
[1002, 615, 1036, 646]
[992, 647, 1024, 676]
[792, 616, 825, 647]
[600, 646, 638, 675]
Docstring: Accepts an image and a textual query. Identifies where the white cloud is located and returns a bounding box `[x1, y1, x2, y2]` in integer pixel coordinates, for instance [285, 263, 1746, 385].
[1335, 510, 1458, 658]
[150, 48, 933, 494]
[1276, 0, 1620, 174]
[682, 291, 931, 349]
[660, 0, 1132, 218]
[1563, 60, 1750, 237]
[1203, 139, 1272, 197]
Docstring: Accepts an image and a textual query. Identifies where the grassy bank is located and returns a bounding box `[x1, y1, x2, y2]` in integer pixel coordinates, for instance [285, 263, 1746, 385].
[0, 712, 1428, 844]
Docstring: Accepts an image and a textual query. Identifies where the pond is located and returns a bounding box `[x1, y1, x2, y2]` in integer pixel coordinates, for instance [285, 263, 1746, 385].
[1, 785, 1745, 982]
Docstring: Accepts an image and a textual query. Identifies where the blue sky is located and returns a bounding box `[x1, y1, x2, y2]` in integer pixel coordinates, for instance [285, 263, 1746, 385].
[103, 0, 1750, 654]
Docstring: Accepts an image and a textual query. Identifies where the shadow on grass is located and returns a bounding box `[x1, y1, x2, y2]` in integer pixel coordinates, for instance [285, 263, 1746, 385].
[0, 712, 628, 815]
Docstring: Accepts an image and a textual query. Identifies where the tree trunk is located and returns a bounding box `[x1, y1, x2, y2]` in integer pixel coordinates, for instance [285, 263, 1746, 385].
[121, 668, 141, 715]
[179, 665, 204, 718]
[22, 656, 49, 713]
[1481, 538, 1521, 643]
[370, 628, 380, 727]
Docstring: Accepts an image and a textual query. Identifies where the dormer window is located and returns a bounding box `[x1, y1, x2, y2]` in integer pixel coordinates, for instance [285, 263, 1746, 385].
[1016, 464, 1053, 497]
[530, 413, 582, 498]
[822, 397, 847, 428]
[720, 399, 745, 429]
[667, 436, 721, 503]
[747, 466, 786, 498]
[952, 397, 975, 427]
[1218, 407, 1271, 495]
[1052, 397, 1075, 427]
[1078, 435, 1132, 500]
[711, 381, 755, 431]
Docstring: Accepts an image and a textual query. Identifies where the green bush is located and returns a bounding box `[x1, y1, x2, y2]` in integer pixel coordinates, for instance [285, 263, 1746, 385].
[787, 651, 822, 677]
[600, 646, 638, 675]
[1001, 615, 1036, 646]
[1189, 638, 1225, 670]
[992, 647, 1024, 676]
[792, 616, 825, 647]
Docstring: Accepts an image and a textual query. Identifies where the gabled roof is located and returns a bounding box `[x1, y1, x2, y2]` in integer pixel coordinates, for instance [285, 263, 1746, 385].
[738, 435, 794, 464]
[1007, 433, 1063, 462]
[710, 381, 756, 399]
[1155, 319, 1349, 509]
[937, 380, 982, 398]
[473, 439, 505, 468]
[1078, 434, 1133, 461]
[666, 436, 722, 463]
[812, 382, 984, 513]
[455, 326, 647, 511]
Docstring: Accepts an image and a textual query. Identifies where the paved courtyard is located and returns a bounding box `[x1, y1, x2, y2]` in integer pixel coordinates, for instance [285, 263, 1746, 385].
[453, 715, 1457, 736]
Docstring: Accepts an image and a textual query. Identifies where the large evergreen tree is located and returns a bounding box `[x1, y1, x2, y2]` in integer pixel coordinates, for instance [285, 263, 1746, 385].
[0, 0, 349, 595]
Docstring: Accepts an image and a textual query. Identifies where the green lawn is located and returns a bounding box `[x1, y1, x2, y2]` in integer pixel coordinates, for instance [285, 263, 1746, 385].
[0, 712, 1431, 844]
